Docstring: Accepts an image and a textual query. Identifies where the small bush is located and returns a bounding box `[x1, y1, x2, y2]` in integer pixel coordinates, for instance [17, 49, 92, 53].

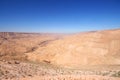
[111, 71, 120, 77]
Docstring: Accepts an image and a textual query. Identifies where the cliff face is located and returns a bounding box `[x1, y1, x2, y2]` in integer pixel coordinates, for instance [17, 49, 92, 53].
[26, 29, 120, 68]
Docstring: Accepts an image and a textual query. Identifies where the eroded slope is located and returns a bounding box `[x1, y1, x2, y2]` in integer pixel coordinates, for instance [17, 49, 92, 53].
[26, 29, 120, 68]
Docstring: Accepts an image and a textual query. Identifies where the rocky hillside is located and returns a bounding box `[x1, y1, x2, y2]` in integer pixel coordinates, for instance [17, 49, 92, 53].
[0, 32, 63, 61]
[0, 29, 120, 80]
[26, 29, 120, 68]
[0, 29, 120, 68]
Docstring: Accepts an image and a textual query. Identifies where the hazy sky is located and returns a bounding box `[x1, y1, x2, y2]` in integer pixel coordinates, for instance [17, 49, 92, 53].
[0, 0, 120, 33]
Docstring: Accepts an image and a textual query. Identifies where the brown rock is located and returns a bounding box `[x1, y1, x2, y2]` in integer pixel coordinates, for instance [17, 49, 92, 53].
[14, 61, 20, 64]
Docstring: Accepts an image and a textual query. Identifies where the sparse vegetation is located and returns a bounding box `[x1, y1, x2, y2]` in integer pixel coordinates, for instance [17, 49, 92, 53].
[111, 71, 120, 77]
[0, 30, 120, 80]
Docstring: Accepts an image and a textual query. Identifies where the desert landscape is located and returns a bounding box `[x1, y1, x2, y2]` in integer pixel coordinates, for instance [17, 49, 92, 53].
[0, 29, 120, 80]
[1, 0, 120, 79]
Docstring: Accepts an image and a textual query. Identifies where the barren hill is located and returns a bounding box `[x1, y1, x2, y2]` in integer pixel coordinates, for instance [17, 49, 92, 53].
[0, 29, 120, 80]
[0, 32, 64, 61]
[25, 29, 120, 68]
[0, 29, 120, 68]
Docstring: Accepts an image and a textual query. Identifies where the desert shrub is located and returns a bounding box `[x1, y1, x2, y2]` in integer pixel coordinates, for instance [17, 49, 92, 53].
[102, 72, 110, 76]
[111, 71, 120, 77]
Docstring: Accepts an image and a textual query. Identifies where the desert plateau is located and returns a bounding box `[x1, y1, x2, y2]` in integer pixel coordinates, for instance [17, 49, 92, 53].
[0, 29, 120, 80]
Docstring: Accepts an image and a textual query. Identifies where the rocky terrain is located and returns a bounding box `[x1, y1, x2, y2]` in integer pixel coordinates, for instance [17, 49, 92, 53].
[26, 29, 120, 68]
[0, 29, 120, 80]
[0, 60, 120, 80]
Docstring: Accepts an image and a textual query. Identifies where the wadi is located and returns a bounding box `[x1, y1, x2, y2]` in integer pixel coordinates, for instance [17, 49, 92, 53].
[0, 29, 120, 80]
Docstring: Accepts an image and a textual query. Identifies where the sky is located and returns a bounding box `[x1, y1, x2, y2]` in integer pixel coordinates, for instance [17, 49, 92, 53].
[0, 0, 120, 33]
